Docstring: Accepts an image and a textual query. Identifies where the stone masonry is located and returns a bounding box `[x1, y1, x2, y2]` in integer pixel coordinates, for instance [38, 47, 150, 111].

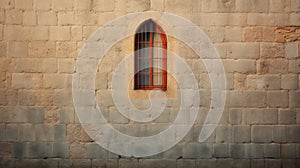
[0, 0, 300, 167]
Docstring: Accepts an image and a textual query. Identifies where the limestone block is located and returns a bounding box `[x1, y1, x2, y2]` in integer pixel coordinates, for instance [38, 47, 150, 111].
[50, 26, 70, 41]
[201, 0, 218, 12]
[42, 58, 58, 73]
[5, 124, 19, 141]
[267, 90, 289, 108]
[261, 43, 284, 58]
[23, 11, 36, 25]
[287, 126, 300, 142]
[214, 144, 230, 158]
[281, 74, 298, 90]
[165, 0, 192, 14]
[29, 41, 55, 57]
[38, 11, 57, 25]
[270, 0, 285, 12]
[235, 0, 252, 12]
[177, 159, 196, 168]
[127, 0, 150, 12]
[43, 74, 66, 89]
[264, 144, 280, 158]
[289, 59, 300, 73]
[59, 107, 75, 124]
[257, 59, 288, 74]
[53, 89, 73, 106]
[58, 12, 74, 26]
[251, 125, 273, 143]
[227, 42, 259, 59]
[273, 126, 286, 142]
[56, 41, 77, 58]
[0, 0, 14, 9]
[279, 109, 296, 124]
[243, 27, 262, 42]
[33, 0, 51, 10]
[18, 124, 35, 141]
[26, 142, 51, 158]
[289, 90, 300, 107]
[93, 0, 115, 12]
[15, 58, 43, 73]
[29, 26, 49, 40]
[0, 42, 7, 57]
[18, 90, 36, 106]
[224, 27, 242, 42]
[229, 13, 247, 26]
[8, 41, 27, 57]
[70, 143, 87, 159]
[15, 0, 32, 9]
[86, 143, 108, 159]
[52, 142, 69, 158]
[74, 0, 92, 10]
[285, 42, 299, 59]
[247, 75, 281, 90]
[223, 59, 256, 73]
[244, 91, 266, 108]
[244, 144, 264, 158]
[291, 0, 300, 12]
[216, 125, 232, 143]
[139, 159, 176, 168]
[233, 125, 250, 143]
[183, 143, 212, 159]
[71, 26, 82, 40]
[281, 144, 297, 159]
[92, 159, 118, 168]
[6, 10, 22, 25]
[290, 13, 300, 26]
[252, 0, 269, 13]
[52, 0, 73, 11]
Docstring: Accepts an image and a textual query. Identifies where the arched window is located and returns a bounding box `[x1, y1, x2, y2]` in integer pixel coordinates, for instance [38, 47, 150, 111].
[134, 19, 167, 90]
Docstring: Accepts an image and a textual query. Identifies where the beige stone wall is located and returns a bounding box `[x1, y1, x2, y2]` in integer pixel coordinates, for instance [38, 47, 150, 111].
[0, 0, 300, 167]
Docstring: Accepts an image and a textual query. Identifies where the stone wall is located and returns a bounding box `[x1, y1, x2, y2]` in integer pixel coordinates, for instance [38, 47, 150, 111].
[0, 0, 300, 167]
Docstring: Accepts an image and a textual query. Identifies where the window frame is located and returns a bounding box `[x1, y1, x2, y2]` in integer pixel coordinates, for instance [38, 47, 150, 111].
[134, 20, 167, 91]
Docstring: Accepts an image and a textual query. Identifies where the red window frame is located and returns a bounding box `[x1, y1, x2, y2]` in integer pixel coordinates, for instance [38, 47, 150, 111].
[134, 20, 167, 90]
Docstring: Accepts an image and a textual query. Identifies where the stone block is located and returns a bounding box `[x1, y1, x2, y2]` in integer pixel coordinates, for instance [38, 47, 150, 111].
[282, 144, 297, 159]
[290, 13, 300, 26]
[92, 159, 118, 168]
[138, 159, 176, 168]
[231, 144, 245, 158]
[59, 107, 75, 124]
[33, 0, 51, 10]
[235, 0, 252, 12]
[18, 124, 35, 141]
[50, 26, 71, 41]
[56, 41, 77, 58]
[16, 58, 44, 73]
[86, 143, 108, 159]
[8, 41, 27, 57]
[233, 125, 250, 143]
[70, 143, 86, 159]
[289, 91, 300, 107]
[287, 126, 300, 142]
[260, 43, 284, 58]
[43, 74, 66, 89]
[214, 144, 230, 158]
[216, 125, 232, 143]
[226, 42, 260, 59]
[243, 91, 266, 108]
[53, 90, 73, 106]
[165, 0, 192, 15]
[29, 41, 55, 58]
[0, 42, 7, 57]
[279, 109, 296, 124]
[162, 142, 183, 159]
[25, 107, 45, 123]
[6, 10, 22, 25]
[74, 0, 91, 10]
[13, 143, 26, 159]
[52, 0, 72, 11]
[289, 59, 300, 73]
[243, 26, 262, 42]
[201, 0, 217, 12]
[223, 59, 256, 74]
[183, 143, 212, 159]
[26, 142, 52, 158]
[15, 0, 32, 9]
[58, 12, 74, 26]
[23, 11, 36, 25]
[93, 0, 115, 12]
[248, 14, 275, 26]
[151, 0, 164, 12]
[17, 159, 58, 168]
[224, 27, 242, 42]
[270, 0, 285, 12]
[58, 58, 74, 73]
[257, 59, 288, 74]
[54, 125, 66, 141]
[281, 74, 298, 90]
[226, 91, 243, 107]
[71, 26, 82, 40]
[35, 124, 54, 141]
[243, 108, 262, 125]
[12, 74, 34, 89]
[0, 0, 14, 9]
[38, 11, 57, 25]
[285, 42, 299, 59]
[17, 90, 36, 106]
[52, 142, 69, 158]
[119, 158, 138, 168]
[245, 144, 264, 158]
[267, 91, 288, 108]
[264, 144, 280, 158]
[260, 109, 278, 124]
[4, 25, 30, 41]
[246, 75, 281, 90]
[251, 125, 273, 143]
[126, 0, 150, 12]
[229, 13, 247, 26]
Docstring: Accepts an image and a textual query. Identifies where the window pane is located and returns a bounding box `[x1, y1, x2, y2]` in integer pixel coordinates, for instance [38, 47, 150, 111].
[153, 74, 162, 86]
[139, 74, 150, 86]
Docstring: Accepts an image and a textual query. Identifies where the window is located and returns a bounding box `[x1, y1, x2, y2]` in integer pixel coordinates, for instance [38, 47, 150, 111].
[134, 19, 167, 90]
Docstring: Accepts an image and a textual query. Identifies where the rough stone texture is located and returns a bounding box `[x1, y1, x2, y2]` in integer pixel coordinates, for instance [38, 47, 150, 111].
[0, 0, 299, 167]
